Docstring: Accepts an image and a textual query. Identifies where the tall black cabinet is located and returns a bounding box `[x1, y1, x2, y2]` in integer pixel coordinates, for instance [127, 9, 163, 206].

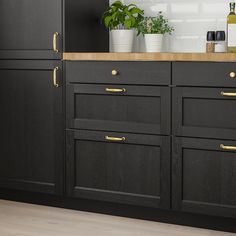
[0, 0, 108, 195]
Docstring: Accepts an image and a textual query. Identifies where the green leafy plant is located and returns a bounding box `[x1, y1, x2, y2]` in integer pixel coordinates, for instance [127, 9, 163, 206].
[102, 1, 144, 30]
[137, 12, 174, 35]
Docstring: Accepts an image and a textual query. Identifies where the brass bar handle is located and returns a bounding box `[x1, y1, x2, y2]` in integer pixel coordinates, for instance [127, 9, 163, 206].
[221, 91, 236, 97]
[53, 67, 59, 88]
[105, 136, 126, 142]
[220, 144, 236, 151]
[105, 88, 126, 93]
[53, 32, 59, 52]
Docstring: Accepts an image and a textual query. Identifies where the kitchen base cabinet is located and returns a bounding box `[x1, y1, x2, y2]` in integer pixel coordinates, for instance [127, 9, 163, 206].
[66, 130, 171, 209]
[172, 137, 236, 218]
[0, 60, 64, 195]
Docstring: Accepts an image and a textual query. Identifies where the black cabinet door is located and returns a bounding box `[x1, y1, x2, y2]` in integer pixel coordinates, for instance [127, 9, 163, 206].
[0, 0, 62, 59]
[173, 137, 236, 218]
[0, 60, 64, 195]
[173, 87, 236, 140]
[66, 130, 170, 209]
[67, 84, 170, 135]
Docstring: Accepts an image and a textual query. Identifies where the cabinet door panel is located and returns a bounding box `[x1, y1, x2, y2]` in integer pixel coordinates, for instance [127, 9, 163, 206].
[66, 130, 170, 209]
[0, 60, 63, 195]
[173, 87, 236, 140]
[67, 84, 170, 135]
[173, 137, 236, 218]
[0, 0, 62, 59]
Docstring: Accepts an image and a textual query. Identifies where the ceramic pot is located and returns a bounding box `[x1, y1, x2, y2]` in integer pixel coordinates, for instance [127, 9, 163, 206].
[144, 34, 163, 52]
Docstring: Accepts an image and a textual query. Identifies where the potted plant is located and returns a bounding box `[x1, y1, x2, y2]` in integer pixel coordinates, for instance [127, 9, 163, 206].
[102, 1, 144, 52]
[138, 12, 174, 52]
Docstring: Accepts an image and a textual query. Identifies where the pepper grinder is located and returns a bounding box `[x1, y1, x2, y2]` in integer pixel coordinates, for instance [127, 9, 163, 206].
[215, 31, 226, 53]
[206, 31, 216, 53]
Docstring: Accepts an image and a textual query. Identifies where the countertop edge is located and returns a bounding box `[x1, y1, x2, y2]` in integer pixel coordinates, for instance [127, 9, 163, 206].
[63, 52, 236, 62]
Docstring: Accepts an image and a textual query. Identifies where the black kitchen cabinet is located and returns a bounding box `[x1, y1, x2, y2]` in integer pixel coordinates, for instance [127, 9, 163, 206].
[0, 0, 62, 59]
[0, 0, 108, 59]
[172, 137, 236, 218]
[66, 130, 171, 209]
[66, 84, 171, 135]
[173, 87, 236, 140]
[0, 60, 64, 195]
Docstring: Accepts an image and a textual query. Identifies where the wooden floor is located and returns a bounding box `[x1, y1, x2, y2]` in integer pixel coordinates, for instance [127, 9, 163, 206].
[0, 200, 234, 236]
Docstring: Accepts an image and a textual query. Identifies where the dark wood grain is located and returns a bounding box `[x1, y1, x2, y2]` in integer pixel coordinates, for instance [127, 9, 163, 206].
[66, 61, 171, 85]
[66, 130, 170, 209]
[172, 137, 236, 218]
[0, 60, 64, 195]
[66, 84, 171, 135]
[173, 87, 236, 140]
[173, 62, 236, 87]
[0, 0, 62, 59]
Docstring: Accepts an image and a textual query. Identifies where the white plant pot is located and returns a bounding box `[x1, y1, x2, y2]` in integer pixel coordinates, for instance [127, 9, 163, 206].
[145, 34, 163, 52]
[111, 29, 134, 52]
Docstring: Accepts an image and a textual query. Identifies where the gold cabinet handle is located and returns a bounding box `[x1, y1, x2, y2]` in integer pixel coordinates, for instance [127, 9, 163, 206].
[220, 144, 236, 151]
[229, 72, 236, 78]
[111, 70, 118, 76]
[105, 136, 126, 142]
[105, 88, 126, 93]
[53, 67, 59, 88]
[221, 91, 236, 97]
[53, 32, 59, 52]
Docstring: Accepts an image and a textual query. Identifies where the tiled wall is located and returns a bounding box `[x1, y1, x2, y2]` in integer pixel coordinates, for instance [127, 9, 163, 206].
[109, 0, 230, 52]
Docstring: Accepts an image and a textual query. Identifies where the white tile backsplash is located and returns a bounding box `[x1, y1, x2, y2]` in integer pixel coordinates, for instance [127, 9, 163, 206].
[109, 0, 231, 52]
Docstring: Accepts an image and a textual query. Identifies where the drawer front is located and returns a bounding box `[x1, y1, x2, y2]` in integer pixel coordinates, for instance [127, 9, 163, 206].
[66, 130, 170, 209]
[67, 84, 171, 135]
[66, 61, 171, 85]
[173, 137, 236, 218]
[173, 87, 236, 140]
[173, 62, 236, 87]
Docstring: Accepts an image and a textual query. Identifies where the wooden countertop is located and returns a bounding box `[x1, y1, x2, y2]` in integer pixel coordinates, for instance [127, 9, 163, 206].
[63, 52, 236, 62]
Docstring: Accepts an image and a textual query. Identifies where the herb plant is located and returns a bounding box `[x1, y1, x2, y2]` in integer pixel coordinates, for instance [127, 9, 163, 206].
[102, 1, 144, 30]
[137, 12, 174, 35]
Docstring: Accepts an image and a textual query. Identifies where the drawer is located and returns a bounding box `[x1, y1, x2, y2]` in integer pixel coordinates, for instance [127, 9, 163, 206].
[173, 62, 236, 87]
[66, 61, 171, 85]
[173, 137, 236, 218]
[66, 129, 170, 209]
[173, 87, 236, 140]
[66, 84, 171, 135]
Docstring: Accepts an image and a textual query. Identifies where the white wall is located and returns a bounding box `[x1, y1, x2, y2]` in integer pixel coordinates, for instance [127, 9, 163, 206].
[109, 0, 230, 52]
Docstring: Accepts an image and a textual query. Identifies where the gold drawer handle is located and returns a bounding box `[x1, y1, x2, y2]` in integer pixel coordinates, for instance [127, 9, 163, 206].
[221, 91, 236, 97]
[53, 32, 59, 52]
[220, 144, 236, 151]
[106, 88, 126, 93]
[229, 72, 236, 78]
[53, 67, 59, 88]
[105, 136, 126, 142]
[111, 70, 118, 76]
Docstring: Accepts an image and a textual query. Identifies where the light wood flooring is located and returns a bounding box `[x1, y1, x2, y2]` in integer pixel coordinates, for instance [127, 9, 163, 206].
[0, 200, 234, 236]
